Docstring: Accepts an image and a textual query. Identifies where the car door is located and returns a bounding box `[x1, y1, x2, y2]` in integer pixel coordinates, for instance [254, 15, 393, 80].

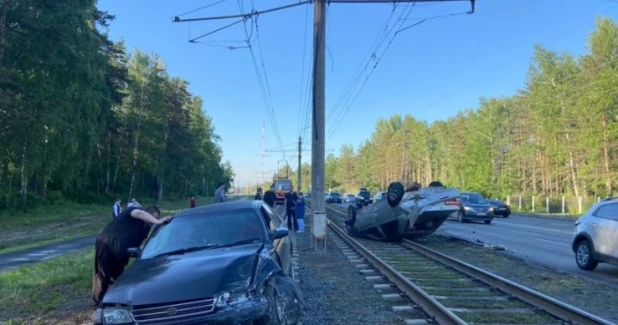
[260, 204, 292, 275]
[589, 203, 618, 258]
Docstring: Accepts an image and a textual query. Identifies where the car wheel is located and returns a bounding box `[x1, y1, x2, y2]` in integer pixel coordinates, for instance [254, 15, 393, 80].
[575, 239, 598, 271]
[263, 284, 289, 325]
[346, 206, 357, 235]
[484, 220, 492, 224]
[386, 182, 405, 208]
[504, 213, 510, 218]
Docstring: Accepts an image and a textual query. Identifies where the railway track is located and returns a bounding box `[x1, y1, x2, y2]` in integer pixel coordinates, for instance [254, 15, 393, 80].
[320, 204, 614, 325]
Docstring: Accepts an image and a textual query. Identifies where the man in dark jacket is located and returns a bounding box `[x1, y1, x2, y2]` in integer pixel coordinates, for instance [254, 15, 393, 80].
[263, 184, 276, 208]
[91, 205, 171, 307]
[255, 187, 263, 200]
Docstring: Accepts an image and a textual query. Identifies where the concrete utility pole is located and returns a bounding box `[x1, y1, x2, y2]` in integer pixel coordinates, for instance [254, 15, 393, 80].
[298, 136, 303, 192]
[311, 0, 327, 217]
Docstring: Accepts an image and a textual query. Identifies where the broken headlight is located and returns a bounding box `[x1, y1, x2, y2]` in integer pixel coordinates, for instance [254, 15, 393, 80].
[215, 291, 250, 307]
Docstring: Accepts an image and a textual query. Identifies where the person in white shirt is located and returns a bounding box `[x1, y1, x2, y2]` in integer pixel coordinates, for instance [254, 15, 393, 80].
[112, 199, 121, 218]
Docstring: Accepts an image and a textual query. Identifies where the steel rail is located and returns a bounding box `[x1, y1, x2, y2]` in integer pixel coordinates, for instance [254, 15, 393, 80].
[326, 218, 467, 325]
[401, 239, 615, 325]
[323, 204, 615, 325]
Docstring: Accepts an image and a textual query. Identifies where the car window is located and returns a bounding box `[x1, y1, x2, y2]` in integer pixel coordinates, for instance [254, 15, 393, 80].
[140, 208, 265, 259]
[274, 180, 292, 191]
[260, 204, 281, 231]
[461, 193, 487, 204]
[597, 203, 618, 221]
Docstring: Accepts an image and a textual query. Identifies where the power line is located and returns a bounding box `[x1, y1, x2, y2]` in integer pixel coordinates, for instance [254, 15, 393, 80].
[173, 1, 311, 22]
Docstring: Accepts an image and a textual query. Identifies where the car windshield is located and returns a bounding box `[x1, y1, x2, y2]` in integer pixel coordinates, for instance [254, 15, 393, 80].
[461, 193, 487, 204]
[359, 191, 370, 198]
[274, 180, 292, 191]
[140, 208, 265, 259]
[331, 192, 340, 197]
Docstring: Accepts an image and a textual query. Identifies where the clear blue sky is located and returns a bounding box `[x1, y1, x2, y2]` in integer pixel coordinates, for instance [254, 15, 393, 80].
[98, 0, 617, 187]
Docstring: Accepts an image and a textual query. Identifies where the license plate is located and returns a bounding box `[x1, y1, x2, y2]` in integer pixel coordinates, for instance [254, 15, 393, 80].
[498, 208, 506, 210]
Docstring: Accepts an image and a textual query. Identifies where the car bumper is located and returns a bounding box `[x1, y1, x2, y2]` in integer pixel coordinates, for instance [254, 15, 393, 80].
[463, 213, 494, 221]
[493, 209, 511, 216]
[95, 297, 269, 325]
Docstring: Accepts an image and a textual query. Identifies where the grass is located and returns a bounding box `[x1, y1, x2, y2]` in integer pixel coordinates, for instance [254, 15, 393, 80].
[0, 248, 95, 322]
[0, 196, 214, 254]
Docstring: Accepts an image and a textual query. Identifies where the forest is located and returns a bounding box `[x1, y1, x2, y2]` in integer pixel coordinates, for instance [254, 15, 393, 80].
[287, 17, 618, 213]
[0, 1, 234, 211]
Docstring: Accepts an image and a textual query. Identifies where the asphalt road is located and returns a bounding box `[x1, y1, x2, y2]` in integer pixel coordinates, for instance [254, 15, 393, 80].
[0, 235, 97, 273]
[331, 202, 618, 286]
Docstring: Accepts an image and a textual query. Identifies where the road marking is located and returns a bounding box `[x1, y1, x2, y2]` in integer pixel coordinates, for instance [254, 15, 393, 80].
[493, 222, 573, 235]
[535, 238, 570, 247]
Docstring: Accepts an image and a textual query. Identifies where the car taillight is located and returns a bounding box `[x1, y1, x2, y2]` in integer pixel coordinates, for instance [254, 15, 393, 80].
[445, 199, 459, 205]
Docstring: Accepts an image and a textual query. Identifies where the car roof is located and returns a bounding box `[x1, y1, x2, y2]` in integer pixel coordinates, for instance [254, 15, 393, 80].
[173, 200, 263, 218]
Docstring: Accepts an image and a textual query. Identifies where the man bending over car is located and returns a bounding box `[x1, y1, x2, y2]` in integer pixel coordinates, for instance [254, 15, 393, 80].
[91, 204, 172, 307]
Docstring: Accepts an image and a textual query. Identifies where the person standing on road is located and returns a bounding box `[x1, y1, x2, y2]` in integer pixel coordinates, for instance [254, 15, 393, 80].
[112, 199, 121, 218]
[190, 196, 196, 208]
[255, 187, 263, 200]
[295, 192, 306, 232]
[214, 182, 227, 203]
[263, 184, 276, 207]
[91, 205, 172, 307]
[284, 186, 299, 231]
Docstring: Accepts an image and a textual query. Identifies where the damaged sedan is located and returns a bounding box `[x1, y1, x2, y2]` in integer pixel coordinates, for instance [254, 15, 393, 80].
[345, 181, 461, 241]
[92, 200, 303, 325]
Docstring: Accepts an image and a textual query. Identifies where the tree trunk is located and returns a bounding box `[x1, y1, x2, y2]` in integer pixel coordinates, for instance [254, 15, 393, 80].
[112, 155, 120, 194]
[105, 130, 112, 193]
[0, 0, 8, 63]
[602, 115, 612, 196]
[20, 140, 27, 207]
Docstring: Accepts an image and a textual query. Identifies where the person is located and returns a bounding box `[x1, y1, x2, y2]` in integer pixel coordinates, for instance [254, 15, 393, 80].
[112, 199, 121, 218]
[190, 196, 196, 208]
[127, 198, 141, 208]
[263, 184, 276, 208]
[295, 192, 306, 232]
[284, 186, 299, 231]
[91, 205, 172, 307]
[214, 182, 227, 203]
[255, 187, 263, 200]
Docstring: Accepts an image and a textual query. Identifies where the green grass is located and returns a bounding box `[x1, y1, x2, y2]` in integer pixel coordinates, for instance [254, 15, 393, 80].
[0, 248, 95, 322]
[0, 196, 214, 254]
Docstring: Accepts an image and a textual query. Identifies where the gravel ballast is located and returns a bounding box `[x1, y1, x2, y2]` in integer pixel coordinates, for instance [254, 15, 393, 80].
[294, 212, 418, 325]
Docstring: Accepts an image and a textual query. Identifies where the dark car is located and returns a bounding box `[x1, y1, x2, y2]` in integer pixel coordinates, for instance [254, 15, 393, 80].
[487, 199, 511, 218]
[355, 188, 373, 208]
[326, 192, 342, 204]
[92, 200, 303, 325]
[453, 192, 495, 224]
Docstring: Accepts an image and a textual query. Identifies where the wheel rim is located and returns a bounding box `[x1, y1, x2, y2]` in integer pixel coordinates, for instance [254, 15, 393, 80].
[576, 243, 590, 266]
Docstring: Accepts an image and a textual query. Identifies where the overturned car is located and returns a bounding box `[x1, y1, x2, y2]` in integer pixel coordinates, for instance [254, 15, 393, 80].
[93, 200, 303, 325]
[345, 181, 461, 241]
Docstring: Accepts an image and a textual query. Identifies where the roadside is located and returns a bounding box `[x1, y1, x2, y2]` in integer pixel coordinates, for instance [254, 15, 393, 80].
[0, 197, 213, 255]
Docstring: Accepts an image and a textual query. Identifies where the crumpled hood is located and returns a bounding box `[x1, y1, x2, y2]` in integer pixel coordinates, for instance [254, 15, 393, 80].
[102, 243, 262, 306]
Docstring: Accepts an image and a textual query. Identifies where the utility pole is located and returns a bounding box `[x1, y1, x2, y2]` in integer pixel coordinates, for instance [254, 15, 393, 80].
[311, 0, 326, 216]
[298, 136, 303, 192]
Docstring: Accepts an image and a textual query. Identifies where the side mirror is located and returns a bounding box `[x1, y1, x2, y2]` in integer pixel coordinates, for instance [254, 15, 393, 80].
[127, 247, 141, 258]
[272, 227, 289, 240]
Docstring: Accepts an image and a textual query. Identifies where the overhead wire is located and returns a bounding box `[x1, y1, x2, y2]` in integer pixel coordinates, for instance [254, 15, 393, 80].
[327, 4, 475, 140]
[326, 3, 416, 140]
[235, 0, 284, 149]
[297, 3, 311, 137]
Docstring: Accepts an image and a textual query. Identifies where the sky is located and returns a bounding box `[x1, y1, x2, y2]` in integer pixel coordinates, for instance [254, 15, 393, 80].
[98, 0, 618, 187]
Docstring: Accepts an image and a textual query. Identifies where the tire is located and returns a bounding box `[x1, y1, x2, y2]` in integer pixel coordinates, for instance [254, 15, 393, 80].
[575, 239, 598, 271]
[346, 206, 357, 235]
[504, 213, 510, 218]
[263, 283, 289, 325]
[386, 182, 405, 208]
[260, 275, 302, 325]
[484, 220, 492, 224]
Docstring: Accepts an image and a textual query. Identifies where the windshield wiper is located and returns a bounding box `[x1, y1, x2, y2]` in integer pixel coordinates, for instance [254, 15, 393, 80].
[151, 244, 219, 258]
[207, 238, 262, 250]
